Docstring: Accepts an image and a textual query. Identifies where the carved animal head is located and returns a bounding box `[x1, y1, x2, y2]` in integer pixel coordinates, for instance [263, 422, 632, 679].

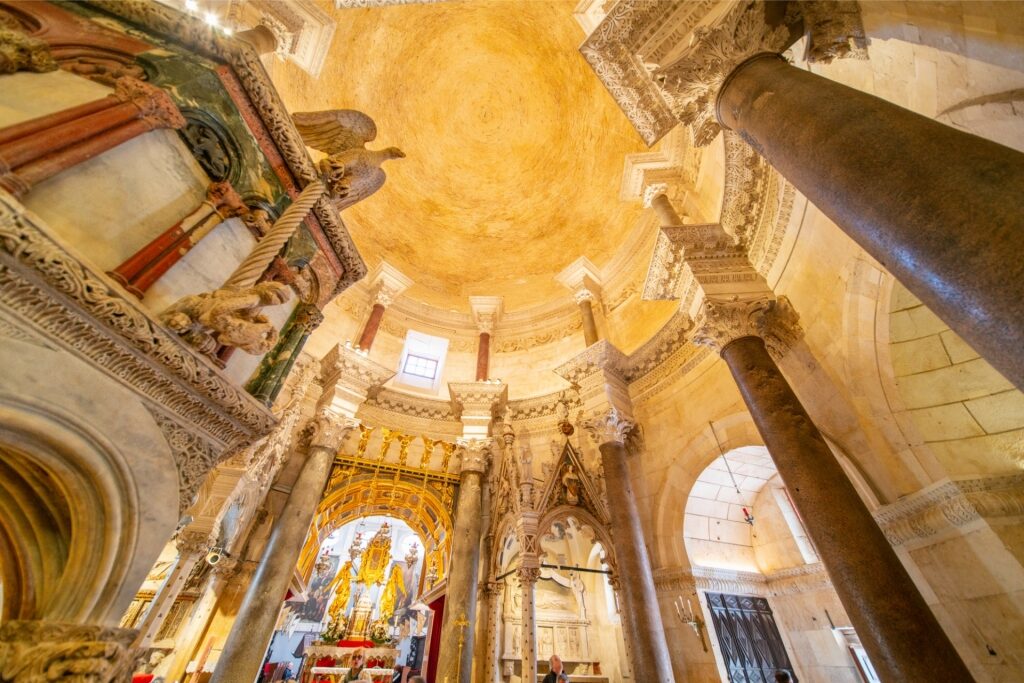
[383, 147, 406, 161]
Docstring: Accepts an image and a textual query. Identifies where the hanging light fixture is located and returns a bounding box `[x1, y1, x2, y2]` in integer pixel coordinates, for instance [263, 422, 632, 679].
[709, 421, 754, 526]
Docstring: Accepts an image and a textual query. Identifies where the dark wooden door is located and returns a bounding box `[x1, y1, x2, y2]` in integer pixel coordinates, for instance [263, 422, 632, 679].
[706, 592, 797, 683]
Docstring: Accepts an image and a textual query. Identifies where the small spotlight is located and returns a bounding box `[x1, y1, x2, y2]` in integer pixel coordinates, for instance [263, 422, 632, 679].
[203, 11, 219, 27]
[223, 27, 233, 36]
[185, 0, 199, 11]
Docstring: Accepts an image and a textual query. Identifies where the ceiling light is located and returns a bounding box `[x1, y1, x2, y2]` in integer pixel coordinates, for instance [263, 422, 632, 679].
[185, 0, 199, 11]
[203, 11, 219, 27]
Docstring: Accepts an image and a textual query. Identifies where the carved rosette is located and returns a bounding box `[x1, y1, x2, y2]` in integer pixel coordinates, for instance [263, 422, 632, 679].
[308, 409, 359, 451]
[0, 621, 142, 683]
[693, 296, 802, 361]
[0, 26, 58, 74]
[456, 437, 492, 475]
[581, 406, 635, 447]
[654, 4, 790, 146]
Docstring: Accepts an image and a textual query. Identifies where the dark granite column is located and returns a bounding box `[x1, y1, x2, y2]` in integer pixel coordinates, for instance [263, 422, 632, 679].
[715, 54, 1024, 390]
[695, 297, 972, 682]
[475, 332, 490, 381]
[209, 413, 355, 683]
[357, 302, 386, 352]
[583, 411, 673, 683]
[437, 440, 489, 683]
[247, 304, 324, 405]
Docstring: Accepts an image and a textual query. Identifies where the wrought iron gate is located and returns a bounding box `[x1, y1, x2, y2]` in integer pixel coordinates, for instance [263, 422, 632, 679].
[705, 592, 797, 683]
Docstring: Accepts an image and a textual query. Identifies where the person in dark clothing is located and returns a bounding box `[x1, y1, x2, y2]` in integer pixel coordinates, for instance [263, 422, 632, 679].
[542, 655, 569, 683]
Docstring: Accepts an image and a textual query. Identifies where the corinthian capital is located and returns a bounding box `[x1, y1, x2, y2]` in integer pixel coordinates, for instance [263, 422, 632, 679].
[693, 296, 803, 360]
[456, 437, 492, 474]
[0, 620, 141, 682]
[654, 4, 790, 146]
[581, 406, 635, 447]
[174, 528, 214, 558]
[308, 409, 359, 451]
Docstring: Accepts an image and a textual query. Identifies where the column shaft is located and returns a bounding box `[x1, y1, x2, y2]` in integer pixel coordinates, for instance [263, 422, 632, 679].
[209, 445, 336, 683]
[519, 572, 537, 683]
[579, 299, 599, 347]
[484, 587, 502, 683]
[357, 303, 386, 351]
[0, 100, 139, 169]
[597, 442, 674, 683]
[476, 332, 490, 381]
[720, 335, 971, 681]
[718, 54, 1024, 390]
[438, 470, 484, 683]
[0, 96, 117, 146]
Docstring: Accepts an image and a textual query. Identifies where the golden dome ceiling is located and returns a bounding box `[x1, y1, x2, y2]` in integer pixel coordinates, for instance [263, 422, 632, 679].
[273, 0, 655, 312]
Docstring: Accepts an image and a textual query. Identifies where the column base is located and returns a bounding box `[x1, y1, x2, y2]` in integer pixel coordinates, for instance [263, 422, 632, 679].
[0, 620, 142, 682]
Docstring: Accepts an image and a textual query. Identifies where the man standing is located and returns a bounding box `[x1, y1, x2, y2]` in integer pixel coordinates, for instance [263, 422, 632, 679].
[542, 655, 569, 683]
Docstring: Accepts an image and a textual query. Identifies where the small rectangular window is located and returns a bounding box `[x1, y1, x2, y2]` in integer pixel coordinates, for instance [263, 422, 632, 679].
[403, 354, 438, 380]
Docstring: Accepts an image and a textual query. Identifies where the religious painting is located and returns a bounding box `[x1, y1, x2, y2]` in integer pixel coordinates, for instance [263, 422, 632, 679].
[296, 555, 340, 623]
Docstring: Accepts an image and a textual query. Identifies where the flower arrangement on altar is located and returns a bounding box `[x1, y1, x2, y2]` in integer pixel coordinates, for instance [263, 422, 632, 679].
[320, 616, 346, 643]
[368, 619, 391, 646]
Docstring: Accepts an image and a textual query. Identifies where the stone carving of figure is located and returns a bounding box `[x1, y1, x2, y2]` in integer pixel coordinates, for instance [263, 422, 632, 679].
[570, 572, 587, 619]
[292, 110, 405, 211]
[562, 465, 580, 505]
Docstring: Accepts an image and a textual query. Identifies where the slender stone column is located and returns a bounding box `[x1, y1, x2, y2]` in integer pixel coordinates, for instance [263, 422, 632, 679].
[475, 331, 490, 381]
[437, 440, 489, 683]
[133, 529, 212, 649]
[357, 302, 386, 351]
[695, 297, 972, 681]
[517, 566, 539, 683]
[109, 181, 248, 297]
[209, 412, 356, 683]
[575, 291, 599, 347]
[0, 77, 185, 197]
[483, 582, 503, 683]
[581, 410, 673, 683]
[236, 25, 278, 56]
[714, 53, 1024, 390]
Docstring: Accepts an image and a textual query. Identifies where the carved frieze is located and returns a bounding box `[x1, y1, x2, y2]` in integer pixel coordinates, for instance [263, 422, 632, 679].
[693, 296, 803, 360]
[874, 474, 1024, 547]
[146, 408, 221, 514]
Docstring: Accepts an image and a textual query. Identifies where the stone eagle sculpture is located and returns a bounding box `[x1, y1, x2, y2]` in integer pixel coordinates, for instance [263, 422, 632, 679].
[292, 109, 404, 211]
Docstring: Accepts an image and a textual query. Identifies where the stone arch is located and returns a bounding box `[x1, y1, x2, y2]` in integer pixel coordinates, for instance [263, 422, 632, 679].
[0, 339, 178, 625]
[537, 505, 616, 576]
[490, 512, 520, 576]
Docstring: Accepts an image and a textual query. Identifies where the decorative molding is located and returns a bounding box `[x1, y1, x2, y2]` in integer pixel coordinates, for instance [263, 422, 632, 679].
[146, 409, 221, 514]
[449, 381, 508, 419]
[0, 25, 57, 74]
[86, 0, 367, 295]
[319, 343, 396, 399]
[553, 340, 629, 389]
[456, 437, 492, 474]
[874, 474, 1024, 547]
[469, 295, 503, 334]
[0, 620, 141, 683]
[693, 296, 803, 361]
[653, 562, 832, 598]
[364, 388, 456, 422]
[0, 194, 273, 448]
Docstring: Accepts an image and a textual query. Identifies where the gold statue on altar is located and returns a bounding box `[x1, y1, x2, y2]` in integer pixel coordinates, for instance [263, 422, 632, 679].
[379, 564, 406, 620]
[326, 560, 353, 622]
[356, 523, 392, 586]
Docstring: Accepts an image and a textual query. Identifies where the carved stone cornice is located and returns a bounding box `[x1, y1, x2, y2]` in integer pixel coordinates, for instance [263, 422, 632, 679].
[874, 474, 1024, 547]
[364, 388, 456, 422]
[0, 620, 141, 683]
[456, 437, 492, 475]
[449, 381, 508, 420]
[319, 343, 395, 407]
[469, 295, 503, 334]
[693, 296, 802, 360]
[581, 406, 635, 447]
[86, 0, 366, 295]
[653, 563, 832, 598]
[553, 340, 629, 388]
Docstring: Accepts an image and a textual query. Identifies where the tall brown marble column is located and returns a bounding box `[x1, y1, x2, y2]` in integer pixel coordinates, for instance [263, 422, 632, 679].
[583, 410, 674, 683]
[437, 439, 489, 683]
[695, 297, 972, 682]
[475, 331, 490, 381]
[711, 52, 1024, 390]
[209, 413, 355, 683]
[357, 302, 386, 351]
[575, 291, 599, 347]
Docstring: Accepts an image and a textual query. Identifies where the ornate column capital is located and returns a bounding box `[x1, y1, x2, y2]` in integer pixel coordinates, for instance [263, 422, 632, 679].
[0, 26, 57, 74]
[113, 77, 186, 130]
[207, 181, 248, 219]
[581, 406, 635, 448]
[0, 620, 141, 682]
[516, 566, 541, 586]
[367, 261, 412, 307]
[694, 296, 802, 360]
[469, 295, 503, 334]
[175, 528, 215, 558]
[293, 304, 325, 334]
[319, 343, 396, 415]
[308, 408, 359, 451]
[456, 437, 492, 474]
